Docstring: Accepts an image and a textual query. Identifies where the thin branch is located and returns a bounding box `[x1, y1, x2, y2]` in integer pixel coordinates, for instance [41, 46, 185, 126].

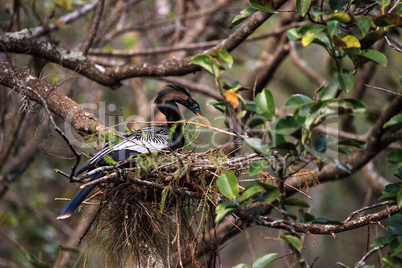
[0, 1, 288, 87]
[344, 201, 389, 223]
[256, 205, 400, 234]
[364, 83, 402, 97]
[82, 0, 105, 56]
[89, 21, 309, 58]
[31, 0, 99, 37]
[355, 245, 386, 268]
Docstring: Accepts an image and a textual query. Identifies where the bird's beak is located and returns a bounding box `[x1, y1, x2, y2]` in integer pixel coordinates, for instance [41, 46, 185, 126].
[196, 112, 214, 131]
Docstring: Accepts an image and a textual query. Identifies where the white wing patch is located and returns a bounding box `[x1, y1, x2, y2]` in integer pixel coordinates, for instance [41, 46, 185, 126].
[89, 127, 170, 164]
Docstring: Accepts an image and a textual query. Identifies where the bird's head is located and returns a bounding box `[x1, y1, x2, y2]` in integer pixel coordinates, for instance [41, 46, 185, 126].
[155, 84, 213, 129]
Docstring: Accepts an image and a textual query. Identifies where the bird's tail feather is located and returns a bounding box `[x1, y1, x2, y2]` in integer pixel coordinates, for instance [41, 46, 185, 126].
[57, 173, 103, 219]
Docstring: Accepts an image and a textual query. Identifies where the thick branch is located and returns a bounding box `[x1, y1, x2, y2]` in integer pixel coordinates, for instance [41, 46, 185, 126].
[0, 61, 105, 136]
[0, 1, 287, 87]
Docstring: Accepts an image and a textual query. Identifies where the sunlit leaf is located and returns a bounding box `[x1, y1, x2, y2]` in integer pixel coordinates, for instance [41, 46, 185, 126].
[229, 7, 257, 29]
[296, 0, 310, 17]
[224, 90, 239, 109]
[384, 114, 402, 130]
[190, 54, 221, 77]
[334, 35, 361, 48]
[319, 82, 338, 100]
[328, 12, 351, 23]
[255, 88, 275, 115]
[252, 253, 278, 268]
[233, 264, 251, 268]
[215, 203, 239, 222]
[285, 94, 312, 108]
[218, 48, 233, 68]
[287, 28, 301, 41]
[280, 234, 302, 251]
[217, 171, 239, 199]
[240, 184, 261, 203]
[302, 26, 323, 47]
[359, 50, 387, 67]
[311, 6, 321, 21]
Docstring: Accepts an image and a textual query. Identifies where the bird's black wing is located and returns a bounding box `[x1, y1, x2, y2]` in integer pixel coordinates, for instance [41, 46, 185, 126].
[74, 126, 171, 175]
[58, 126, 171, 219]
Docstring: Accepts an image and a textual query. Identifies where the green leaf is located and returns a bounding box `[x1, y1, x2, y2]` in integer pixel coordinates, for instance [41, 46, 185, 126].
[336, 72, 355, 93]
[335, 159, 351, 174]
[280, 234, 302, 251]
[382, 255, 402, 267]
[244, 137, 269, 155]
[337, 35, 361, 48]
[287, 28, 301, 41]
[274, 116, 302, 135]
[252, 253, 278, 268]
[296, 0, 310, 17]
[319, 82, 339, 100]
[384, 114, 402, 130]
[341, 99, 366, 115]
[359, 50, 387, 67]
[217, 171, 239, 199]
[190, 54, 221, 77]
[249, 160, 268, 176]
[327, 20, 340, 37]
[282, 197, 310, 208]
[374, 13, 402, 27]
[218, 49, 233, 68]
[249, 0, 277, 13]
[397, 189, 402, 209]
[302, 26, 323, 47]
[328, 12, 351, 23]
[328, 0, 349, 11]
[215, 203, 239, 222]
[355, 15, 371, 37]
[387, 149, 402, 163]
[233, 264, 251, 268]
[337, 139, 366, 148]
[255, 88, 275, 115]
[311, 6, 321, 21]
[376, 0, 391, 7]
[240, 184, 262, 203]
[103, 155, 118, 165]
[256, 188, 281, 204]
[229, 7, 257, 29]
[285, 94, 312, 108]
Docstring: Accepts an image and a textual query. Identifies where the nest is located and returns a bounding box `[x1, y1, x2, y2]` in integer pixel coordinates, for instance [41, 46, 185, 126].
[73, 144, 258, 267]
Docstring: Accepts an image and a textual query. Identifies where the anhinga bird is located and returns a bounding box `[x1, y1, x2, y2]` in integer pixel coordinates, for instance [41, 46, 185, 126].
[57, 84, 211, 219]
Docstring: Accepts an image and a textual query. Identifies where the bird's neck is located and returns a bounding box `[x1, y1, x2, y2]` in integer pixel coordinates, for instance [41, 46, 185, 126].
[158, 102, 185, 150]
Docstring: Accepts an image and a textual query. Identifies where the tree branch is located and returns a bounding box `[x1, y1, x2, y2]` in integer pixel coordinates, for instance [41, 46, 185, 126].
[256, 205, 399, 235]
[0, 61, 105, 136]
[1, 1, 287, 87]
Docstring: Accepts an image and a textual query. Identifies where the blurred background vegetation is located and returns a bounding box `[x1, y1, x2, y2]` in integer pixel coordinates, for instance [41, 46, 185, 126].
[0, 0, 401, 267]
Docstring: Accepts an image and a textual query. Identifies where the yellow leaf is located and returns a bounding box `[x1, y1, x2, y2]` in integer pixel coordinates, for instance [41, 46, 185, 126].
[224, 90, 239, 109]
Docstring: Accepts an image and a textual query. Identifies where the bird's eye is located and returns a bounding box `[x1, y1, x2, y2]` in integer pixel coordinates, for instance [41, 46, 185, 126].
[193, 103, 200, 110]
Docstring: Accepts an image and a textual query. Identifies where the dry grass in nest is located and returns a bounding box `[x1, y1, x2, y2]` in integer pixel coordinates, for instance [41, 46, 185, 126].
[77, 145, 257, 266]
